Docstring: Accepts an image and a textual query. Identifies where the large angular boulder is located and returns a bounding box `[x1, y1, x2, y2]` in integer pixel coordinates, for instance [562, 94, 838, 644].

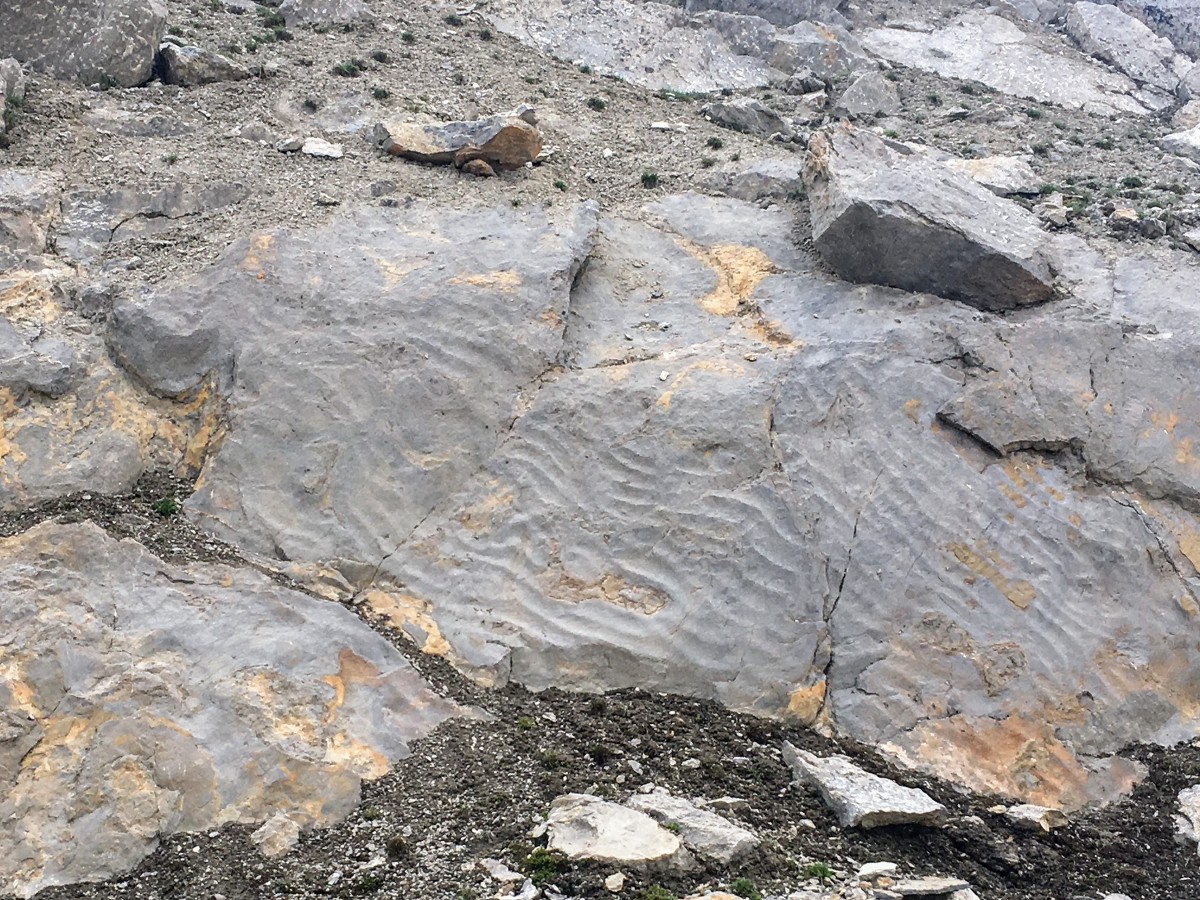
[373, 113, 542, 171]
[804, 128, 1056, 310]
[1065, 2, 1178, 94]
[771, 21, 873, 79]
[0, 0, 167, 88]
[0, 521, 465, 897]
[835, 71, 900, 119]
[782, 744, 947, 829]
[1121, 0, 1200, 57]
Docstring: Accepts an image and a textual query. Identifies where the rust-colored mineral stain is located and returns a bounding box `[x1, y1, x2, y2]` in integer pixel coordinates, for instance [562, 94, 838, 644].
[947, 541, 1036, 609]
[785, 679, 827, 726]
[538, 555, 670, 615]
[906, 712, 1142, 811]
[241, 233, 276, 278]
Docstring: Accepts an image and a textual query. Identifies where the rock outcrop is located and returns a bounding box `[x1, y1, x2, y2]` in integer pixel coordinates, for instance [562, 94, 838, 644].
[0, 0, 167, 87]
[804, 128, 1056, 310]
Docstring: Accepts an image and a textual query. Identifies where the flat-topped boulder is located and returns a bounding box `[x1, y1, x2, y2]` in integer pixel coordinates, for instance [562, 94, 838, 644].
[804, 127, 1056, 310]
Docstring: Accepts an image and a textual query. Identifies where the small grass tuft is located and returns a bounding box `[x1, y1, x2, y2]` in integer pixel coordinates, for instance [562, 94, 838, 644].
[641, 171, 659, 189]
[586, 96, 606, 111]
[728, 877, 762, 900]
[332, 60, 361, 77]
[151, 498, 180, 517]
[444, 13, 464, 25]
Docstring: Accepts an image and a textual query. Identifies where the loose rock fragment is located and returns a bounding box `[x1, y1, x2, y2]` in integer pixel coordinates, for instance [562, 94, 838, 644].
[702, 97, 792, 137]
[279, 0, 373, 26]
[835, 71, 900, 119]
[157, 43, 251, 86]
[373, 113, 542, 171]
[804, 127, 1056, 310]
[251, 813, 302, 859]
[782, 743, 947, 829]
[891, 876, 971, 896]
[1065, 2, 1179, 94]
[1160, 123, 1200, 164]
[626, 791, 759, 864]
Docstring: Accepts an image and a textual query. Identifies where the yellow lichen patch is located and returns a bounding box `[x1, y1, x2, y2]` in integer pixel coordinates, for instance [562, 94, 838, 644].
[903, 398, 922, 423]
[1134, 496, 1200, 574]
[678, 241, 780, 316]
[401, 446, 458, 471]
[656, 358, 747, 410]
[459, 481, 515, 534]
[450, 269, 522, 291]
[1144, 409, 1199, 467]
[0, 269, 66, 327]
[946, 541, 1037, 609]
[746, 317, 795, 346]
[364, 589, 452, 657]
[241, 233, 277, 279]
[785, 679, 827, 726]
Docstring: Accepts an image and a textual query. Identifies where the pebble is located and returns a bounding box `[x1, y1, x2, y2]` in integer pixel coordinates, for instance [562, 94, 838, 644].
[605, 872, 626, 892]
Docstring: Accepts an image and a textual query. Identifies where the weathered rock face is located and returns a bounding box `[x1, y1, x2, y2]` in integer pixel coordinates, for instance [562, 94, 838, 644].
[702, 97, 792, 136]
[835, 71, 900, 119]
[1121, 0, 1200, 57]
[0, 0, 167, 88]
[862, 13, 1155, 116]
[943, 156, 1040, 197]
[111, 202, 597, 567]
[804, 128, 1056, 310]
[92, 194, 1200, 815]
[57, 180, 249, 262]
[770, 21, 873, 79]
[373, 114, 543, 170]
[1065, 2, 1179, 95]
[0, 521, 464, 898]
[683, 0, 840, 28]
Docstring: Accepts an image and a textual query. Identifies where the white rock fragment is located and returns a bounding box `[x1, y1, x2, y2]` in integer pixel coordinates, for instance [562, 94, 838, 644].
[545, 794, 693, 870]
[479, 858, 524, 883]
[1176, 784, 1200, 849]
[250, 812, 301, 858]
[782, 742, 946, 829]
[302, 137, 344, 159]
[858, 861, 899, 880]
[626, 791, 759, 864]
[604, 872, 626, 892]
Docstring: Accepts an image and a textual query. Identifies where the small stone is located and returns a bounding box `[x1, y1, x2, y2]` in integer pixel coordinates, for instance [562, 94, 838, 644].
[858, 861, 898, 880]
[316, 193, 340, 207]
[462, 158, 496, 177]
[1140, 217, 1167, 239]
[478, 858, 523, 883]
[1109, 207, 1140, 229]
[605, 872, 626, 892]
[681, 758, 701, 769]
[1175, 784, 1200, 847]
[157, 43, 251, 86]
[1003, 803, 1068, 832]
[277, 136, 304, 153]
